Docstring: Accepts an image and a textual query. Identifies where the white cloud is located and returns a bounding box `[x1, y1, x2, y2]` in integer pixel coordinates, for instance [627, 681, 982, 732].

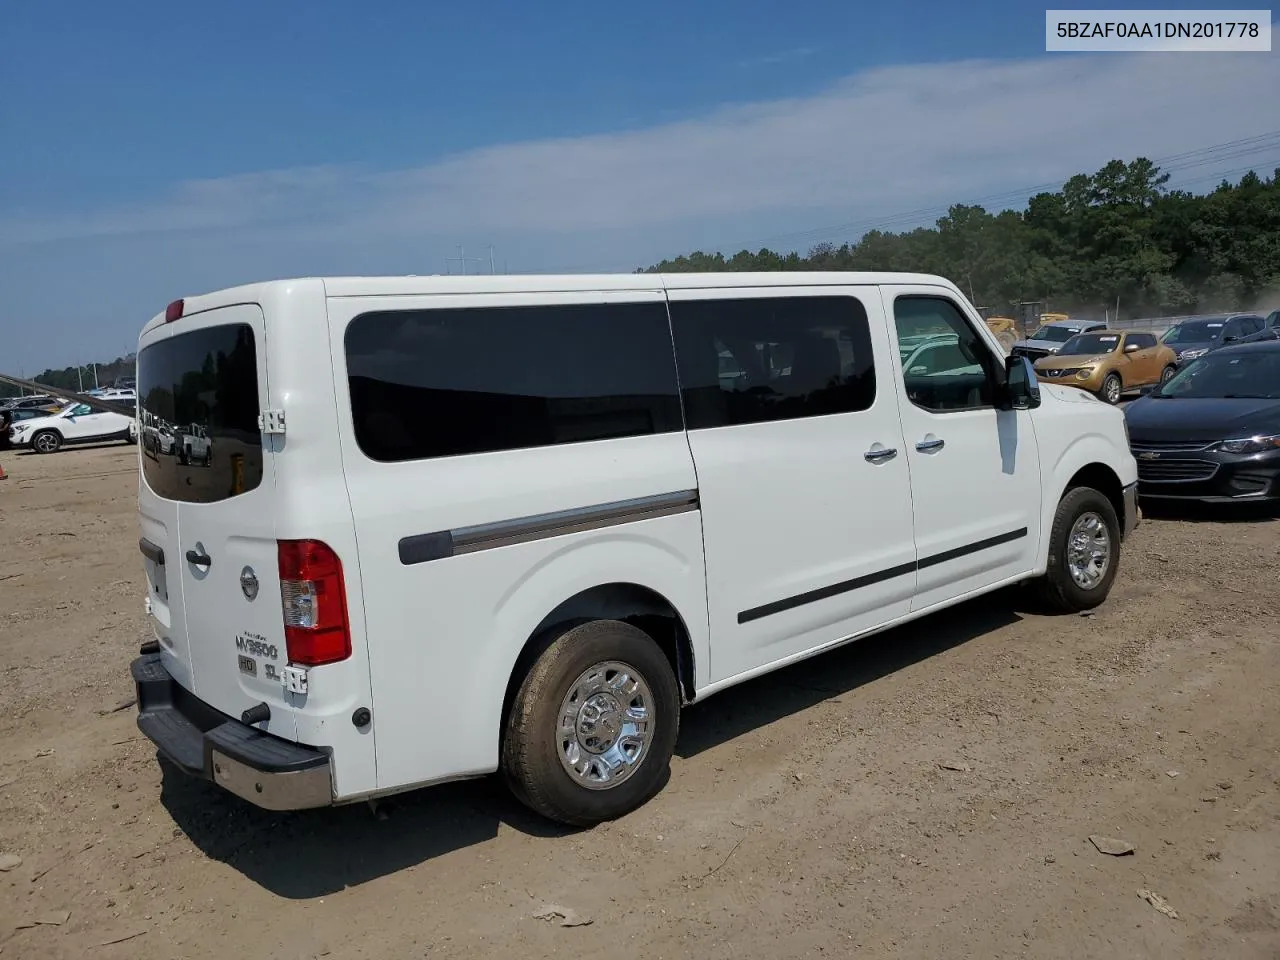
[4, 49, 1278, 254]
[3, 47, 1280, 368]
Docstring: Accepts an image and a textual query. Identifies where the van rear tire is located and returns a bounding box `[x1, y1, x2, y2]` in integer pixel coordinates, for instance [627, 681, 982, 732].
[1032, 486, 1121, 612]
[501, 619, 680, 827]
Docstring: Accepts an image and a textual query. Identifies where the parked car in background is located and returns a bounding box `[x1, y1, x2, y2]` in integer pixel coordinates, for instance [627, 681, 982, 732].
[2, 394, 62, 413]
[97, 389, 137, 405]
[1010, 319, 1108, 363]
[1234, 326, 1280, 346]
[1265, 310, 1279, 329]
[8, 401, 136, 454]
[0, 405, 58, 450]
[1033, 330, 1178, 405]
[1161, 313, 1267, 365]
[176, 423, 213, 465]
[1124, 340, 1280, 503]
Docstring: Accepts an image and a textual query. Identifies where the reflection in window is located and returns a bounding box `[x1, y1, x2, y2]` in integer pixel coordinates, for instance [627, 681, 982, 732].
[894, 297, 995, 412]
[137, 323, 263, 503]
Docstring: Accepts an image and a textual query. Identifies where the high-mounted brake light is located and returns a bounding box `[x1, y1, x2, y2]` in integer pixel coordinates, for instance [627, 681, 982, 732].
[277, 539, 352, 667]
[164, 299, 185, 323]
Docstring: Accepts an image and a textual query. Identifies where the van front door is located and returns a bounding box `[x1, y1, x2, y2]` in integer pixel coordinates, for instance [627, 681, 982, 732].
[666, 285, 917, 684]
[883, 287, 1042, 612]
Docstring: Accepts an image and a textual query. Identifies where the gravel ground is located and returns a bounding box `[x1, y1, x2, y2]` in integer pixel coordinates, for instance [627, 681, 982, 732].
[1, 443, 1278, 959]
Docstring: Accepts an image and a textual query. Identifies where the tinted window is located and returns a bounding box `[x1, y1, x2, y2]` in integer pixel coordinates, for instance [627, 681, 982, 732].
[894, 296, 995, 411]
[1160, 350, 1280, 399]
[1128, 333, 1156, 349]
[345, 303, 683, 462]
[1061, 333, 1121, 355]
[1164, 320, 1225, 343]
[1035, 326, 1078, 343]
[669, 296, 876, 430]
[137, 324, 263, 504]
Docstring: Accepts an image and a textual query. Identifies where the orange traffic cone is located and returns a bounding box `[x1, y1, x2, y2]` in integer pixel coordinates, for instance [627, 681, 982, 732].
[0, 462, 7, 480]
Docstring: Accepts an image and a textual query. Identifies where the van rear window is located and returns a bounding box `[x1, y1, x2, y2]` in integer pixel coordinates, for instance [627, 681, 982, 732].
[344, 303, 684, 462]
[137, 324, 264, 503]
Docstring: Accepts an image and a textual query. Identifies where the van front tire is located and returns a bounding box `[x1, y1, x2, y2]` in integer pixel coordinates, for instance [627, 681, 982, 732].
[1033, 486, 1121, 612]
[501, 619, 680, 828]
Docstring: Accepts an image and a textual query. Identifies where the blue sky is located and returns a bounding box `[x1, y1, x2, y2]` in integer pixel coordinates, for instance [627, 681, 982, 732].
[2, 1, 1278, 371]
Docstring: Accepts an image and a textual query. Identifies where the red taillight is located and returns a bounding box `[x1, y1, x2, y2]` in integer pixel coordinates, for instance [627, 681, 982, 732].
[164, 299, 185, 323]
[277, 539, 351, 667]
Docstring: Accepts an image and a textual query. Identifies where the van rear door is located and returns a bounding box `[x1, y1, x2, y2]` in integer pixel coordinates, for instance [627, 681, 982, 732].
[137, 304, 297, 741]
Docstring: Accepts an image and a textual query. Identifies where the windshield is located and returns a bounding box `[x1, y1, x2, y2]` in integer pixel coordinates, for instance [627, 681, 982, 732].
[1163, 320, 1225, 344]
[1034, 326, 1079, 343]
[1060, 333, 1121, 355]
[1157, 350, 1280, 399]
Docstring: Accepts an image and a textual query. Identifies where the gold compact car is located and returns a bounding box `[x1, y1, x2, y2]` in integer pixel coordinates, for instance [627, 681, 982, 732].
[1033, 330, 1178, 405]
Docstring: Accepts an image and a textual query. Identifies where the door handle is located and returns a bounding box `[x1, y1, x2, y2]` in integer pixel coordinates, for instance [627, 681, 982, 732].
[916, 437, 945, 453]
[185, 548, 212, 567]
[864, 446, 898, 463]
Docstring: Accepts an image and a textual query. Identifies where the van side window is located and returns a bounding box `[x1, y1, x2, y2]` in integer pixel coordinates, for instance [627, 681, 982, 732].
[345, 303, 684, 462]
[669, 296, 876, 429]
[894, 296, 996, 412]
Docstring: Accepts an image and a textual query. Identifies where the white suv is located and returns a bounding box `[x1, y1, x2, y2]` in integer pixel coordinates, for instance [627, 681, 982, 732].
[9, 401, 136, 454]
[130, 274, 1138, 826]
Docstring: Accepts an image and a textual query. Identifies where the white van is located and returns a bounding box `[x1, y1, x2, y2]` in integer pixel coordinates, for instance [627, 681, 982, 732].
[131, 273, 1138, 826]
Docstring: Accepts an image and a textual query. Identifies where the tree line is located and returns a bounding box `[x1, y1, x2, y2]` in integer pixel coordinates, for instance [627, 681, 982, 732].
[641, 159, 1280, 320]
[1, 354, 136, 399]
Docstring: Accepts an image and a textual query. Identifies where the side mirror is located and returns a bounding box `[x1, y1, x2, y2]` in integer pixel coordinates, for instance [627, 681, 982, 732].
[1000, 354, 1041, 410]
[1223, 335, 1238, 343]
[1124, 343, 1140, 353]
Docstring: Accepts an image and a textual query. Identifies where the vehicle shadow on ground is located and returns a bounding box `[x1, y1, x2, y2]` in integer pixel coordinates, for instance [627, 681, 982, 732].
[14, 442, 134, 457]
[675, 593, 1023, 758]
[1140, 499, 1280, 524]
[159, 590, 1026, 898]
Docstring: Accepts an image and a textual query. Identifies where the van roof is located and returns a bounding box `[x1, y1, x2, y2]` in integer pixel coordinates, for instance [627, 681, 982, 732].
[145, 272, 966, 332]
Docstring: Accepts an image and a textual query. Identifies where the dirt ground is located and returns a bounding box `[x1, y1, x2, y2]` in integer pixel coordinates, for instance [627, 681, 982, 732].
[1, 443, 1278, 960]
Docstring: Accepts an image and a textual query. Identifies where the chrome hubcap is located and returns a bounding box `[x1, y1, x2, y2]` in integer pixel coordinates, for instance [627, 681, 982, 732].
[1067, 511, 1111, 589]
[1105, 378, 1120, 403]
[35, 434, 56, 452]
[1160, 367, 1174, 383]
[557, 660, 652, 790]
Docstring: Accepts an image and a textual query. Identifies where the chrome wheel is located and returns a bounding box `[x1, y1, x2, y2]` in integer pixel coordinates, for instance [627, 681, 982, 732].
[1103, 375, 1122, 404]
[1067, 511, 1111, 590]
[33, 432, 59, 453]
[557, 660, 653, 790]
[1160, 366, 1175, 385]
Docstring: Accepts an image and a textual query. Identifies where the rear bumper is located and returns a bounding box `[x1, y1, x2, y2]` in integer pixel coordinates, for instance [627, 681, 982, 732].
[131, 653, 333, 811]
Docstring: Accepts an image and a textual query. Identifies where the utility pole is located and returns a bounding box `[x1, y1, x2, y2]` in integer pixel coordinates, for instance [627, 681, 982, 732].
[445, 244, 491, 275]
